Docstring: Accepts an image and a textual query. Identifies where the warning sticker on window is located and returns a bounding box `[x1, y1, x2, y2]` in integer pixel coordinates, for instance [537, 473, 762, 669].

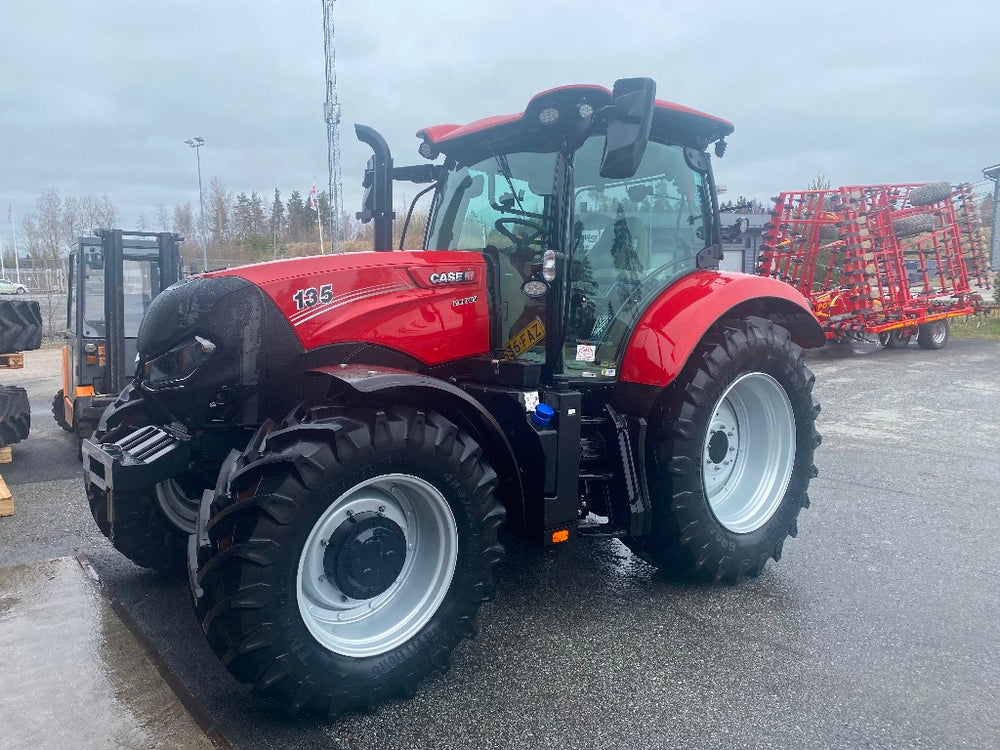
[576, 344, 596, 362]
[503, 316, 545, 359]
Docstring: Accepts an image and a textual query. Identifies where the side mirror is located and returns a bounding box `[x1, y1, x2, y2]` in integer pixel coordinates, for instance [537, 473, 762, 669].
[600, 78, 656, 180]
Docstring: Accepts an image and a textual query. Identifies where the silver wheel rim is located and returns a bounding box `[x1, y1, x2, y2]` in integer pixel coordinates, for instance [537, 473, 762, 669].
[702, 372, 796, 534]
[155, 478, 199, 533]
[929, 322, 946, 345]
[297, 473, 458, 658]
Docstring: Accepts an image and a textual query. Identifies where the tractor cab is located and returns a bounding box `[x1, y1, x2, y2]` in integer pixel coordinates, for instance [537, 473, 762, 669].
[361, 78, 735, 384]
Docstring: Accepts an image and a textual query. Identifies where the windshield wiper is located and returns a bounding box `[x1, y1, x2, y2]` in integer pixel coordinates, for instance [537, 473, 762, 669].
[489, 143, 524, 214]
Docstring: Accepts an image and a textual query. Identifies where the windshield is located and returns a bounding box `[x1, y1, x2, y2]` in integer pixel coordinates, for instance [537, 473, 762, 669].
[425, 151, 558, 251]
[81, 248, 160, 338]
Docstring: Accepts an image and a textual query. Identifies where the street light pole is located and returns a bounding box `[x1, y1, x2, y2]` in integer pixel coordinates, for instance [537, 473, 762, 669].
[185, 137, 207, 272]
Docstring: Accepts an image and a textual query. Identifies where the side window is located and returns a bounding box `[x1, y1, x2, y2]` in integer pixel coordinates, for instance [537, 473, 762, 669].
[565, 138, 710, 377]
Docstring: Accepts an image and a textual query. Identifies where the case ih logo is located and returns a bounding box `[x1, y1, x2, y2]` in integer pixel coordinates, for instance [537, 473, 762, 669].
[429, 270, 475, 284]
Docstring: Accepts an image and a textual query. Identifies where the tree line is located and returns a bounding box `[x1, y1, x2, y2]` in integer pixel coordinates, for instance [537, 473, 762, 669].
[4, 183, 436, 284]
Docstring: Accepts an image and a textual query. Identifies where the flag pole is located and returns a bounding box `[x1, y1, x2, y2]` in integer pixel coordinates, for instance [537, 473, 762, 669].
[318, 204, 325, 255]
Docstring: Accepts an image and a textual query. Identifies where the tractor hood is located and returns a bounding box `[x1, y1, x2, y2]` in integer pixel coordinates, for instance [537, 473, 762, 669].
[204, 251, 491, 365]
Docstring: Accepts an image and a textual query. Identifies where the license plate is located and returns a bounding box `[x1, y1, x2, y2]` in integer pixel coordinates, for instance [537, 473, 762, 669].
[503, 316, 545, 359]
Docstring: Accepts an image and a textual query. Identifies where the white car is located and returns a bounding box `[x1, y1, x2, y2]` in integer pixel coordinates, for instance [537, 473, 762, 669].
[0, 279, 28, 294]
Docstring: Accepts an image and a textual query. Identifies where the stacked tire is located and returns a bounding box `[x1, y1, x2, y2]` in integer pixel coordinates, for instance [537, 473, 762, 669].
[0, 299, 43, 353]
[0, 299, 42, 449]
[0, 386, 30, 447]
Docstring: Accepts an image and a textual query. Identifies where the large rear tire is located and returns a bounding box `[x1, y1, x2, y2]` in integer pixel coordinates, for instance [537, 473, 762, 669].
[84, 384, 205, 573]
[0, 299, 42, 352]
[624, 317, 820, 582]
[195, 404, 505, 716]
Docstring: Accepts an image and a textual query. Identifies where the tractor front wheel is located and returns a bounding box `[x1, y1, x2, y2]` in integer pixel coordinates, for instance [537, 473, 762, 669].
[194, 404, 505, 716]
[625, 317, 820, 582]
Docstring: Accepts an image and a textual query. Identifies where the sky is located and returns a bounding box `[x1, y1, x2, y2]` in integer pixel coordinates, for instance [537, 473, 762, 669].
[1, 0, 998, 242]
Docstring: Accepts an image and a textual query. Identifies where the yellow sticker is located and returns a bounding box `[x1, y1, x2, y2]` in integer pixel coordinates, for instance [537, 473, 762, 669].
[503, 316, 545, 359]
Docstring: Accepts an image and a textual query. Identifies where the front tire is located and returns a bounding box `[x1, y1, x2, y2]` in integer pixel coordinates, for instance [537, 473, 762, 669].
[52, 390, 73, 432]
[625, 317, 820, 582]
[84, 384, 205, 572]
[195, 404, 505, 716]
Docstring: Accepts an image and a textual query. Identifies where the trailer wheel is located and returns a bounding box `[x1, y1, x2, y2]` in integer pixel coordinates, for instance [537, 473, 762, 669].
[908, 182, 952, 207]
[0, 386, 30, 447]
[195, 404, 504, 716]
[84, 384, 206, 573]
[52, 390, 72, 432]
[624, 317, 820, 582]
[878, 329, 912, 349]
[916, 320, 949, 349]
[893, 214, 934, 238]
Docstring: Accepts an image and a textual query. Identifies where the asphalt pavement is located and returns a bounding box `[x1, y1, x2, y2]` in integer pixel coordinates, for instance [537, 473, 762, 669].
[1, 339, 999, 750]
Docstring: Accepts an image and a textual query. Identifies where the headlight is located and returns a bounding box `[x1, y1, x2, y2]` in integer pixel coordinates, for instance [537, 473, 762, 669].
[143, 335, 217, 389]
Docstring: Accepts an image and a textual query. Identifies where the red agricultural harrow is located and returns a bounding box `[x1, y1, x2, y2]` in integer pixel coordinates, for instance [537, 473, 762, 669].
[758, 182, 991, 349]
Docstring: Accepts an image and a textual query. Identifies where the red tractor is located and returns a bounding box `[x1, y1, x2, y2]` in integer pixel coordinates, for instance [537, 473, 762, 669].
[82, 78, 824, 716]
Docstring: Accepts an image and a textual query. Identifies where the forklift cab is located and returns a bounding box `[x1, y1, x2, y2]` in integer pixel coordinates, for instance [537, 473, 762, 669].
[57, 229, 182, 440]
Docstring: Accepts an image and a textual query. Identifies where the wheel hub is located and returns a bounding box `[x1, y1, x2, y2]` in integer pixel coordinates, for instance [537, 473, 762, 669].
[707, 430, 730, 464]
[324, 512, 406, 600]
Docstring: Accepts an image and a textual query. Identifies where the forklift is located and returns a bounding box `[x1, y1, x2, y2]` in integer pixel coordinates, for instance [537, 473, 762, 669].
[53, 229, 182, 442]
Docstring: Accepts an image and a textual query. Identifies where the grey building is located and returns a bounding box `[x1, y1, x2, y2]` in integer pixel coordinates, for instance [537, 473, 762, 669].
[718, 211, 769, 274]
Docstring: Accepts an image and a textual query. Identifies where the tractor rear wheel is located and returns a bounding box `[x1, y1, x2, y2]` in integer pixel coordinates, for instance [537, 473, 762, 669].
[194, 404, 505, 716]
[624, 317, 820, 582]
[84, 384, 205, 573]
[916, 320, 949, 349]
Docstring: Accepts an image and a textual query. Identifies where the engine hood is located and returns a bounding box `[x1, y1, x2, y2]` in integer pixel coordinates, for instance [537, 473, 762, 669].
[205, 251, 491, 365]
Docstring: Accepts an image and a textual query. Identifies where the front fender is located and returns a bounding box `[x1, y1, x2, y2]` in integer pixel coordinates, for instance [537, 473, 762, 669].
[620, 271, 823, 387]
[303, 364, 525, 527]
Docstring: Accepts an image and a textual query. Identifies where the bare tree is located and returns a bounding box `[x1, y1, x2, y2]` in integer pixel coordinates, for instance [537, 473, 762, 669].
[155, 204, 170, 231]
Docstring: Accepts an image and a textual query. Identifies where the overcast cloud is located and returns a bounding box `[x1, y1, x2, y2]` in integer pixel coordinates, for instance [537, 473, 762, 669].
[1, 0, 998, 238]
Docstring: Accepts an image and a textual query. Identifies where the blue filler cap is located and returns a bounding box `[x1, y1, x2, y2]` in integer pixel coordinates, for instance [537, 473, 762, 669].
[531, 403, 555, 428]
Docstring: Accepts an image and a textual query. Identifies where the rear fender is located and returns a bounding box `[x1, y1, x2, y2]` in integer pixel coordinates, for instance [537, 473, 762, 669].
[304, 364, 525, 527]
[620, 271, 823, 388]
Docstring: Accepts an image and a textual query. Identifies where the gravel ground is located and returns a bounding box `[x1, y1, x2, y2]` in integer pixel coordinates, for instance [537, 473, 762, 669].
[2, 339, 999, 750]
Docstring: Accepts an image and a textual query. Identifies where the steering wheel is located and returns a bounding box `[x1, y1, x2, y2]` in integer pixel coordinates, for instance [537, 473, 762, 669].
[495, 217, 546, 246]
